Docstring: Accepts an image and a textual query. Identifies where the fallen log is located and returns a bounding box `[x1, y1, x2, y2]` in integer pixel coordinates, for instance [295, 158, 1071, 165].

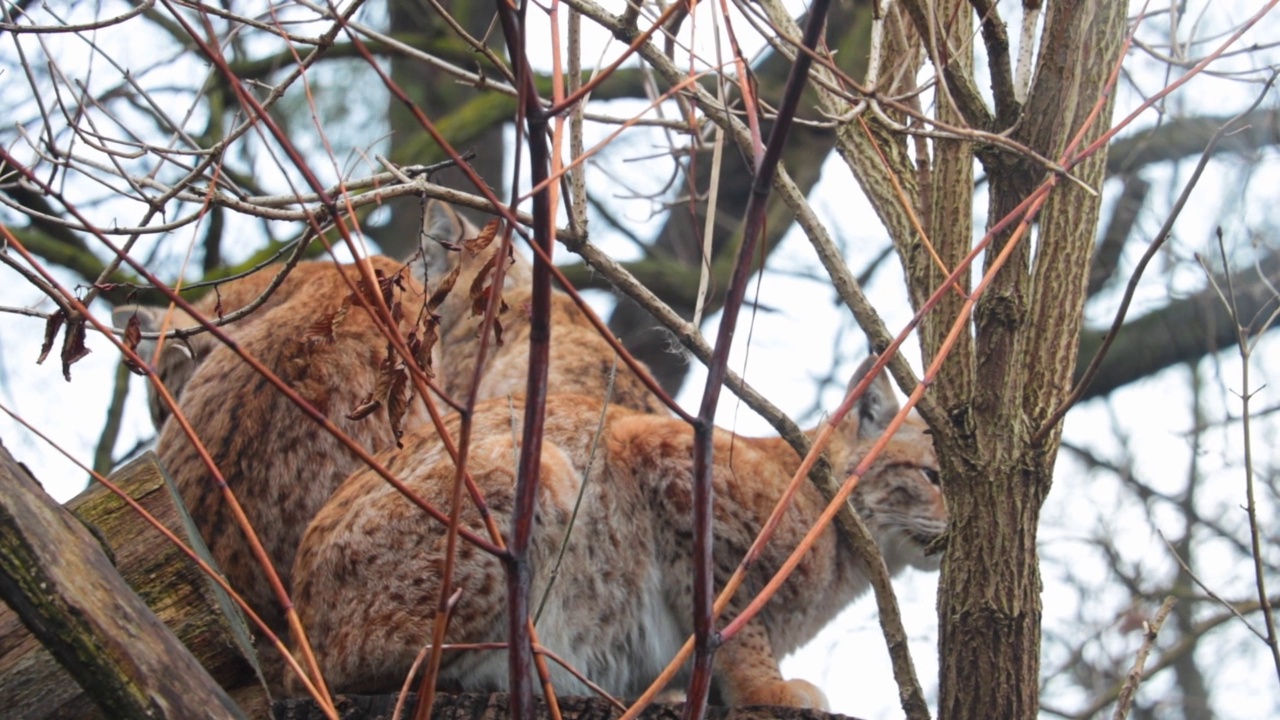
[0, 443, 266, 719]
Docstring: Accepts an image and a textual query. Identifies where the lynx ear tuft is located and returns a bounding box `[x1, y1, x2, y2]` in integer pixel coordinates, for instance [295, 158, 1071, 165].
[848, 355, 900, 440]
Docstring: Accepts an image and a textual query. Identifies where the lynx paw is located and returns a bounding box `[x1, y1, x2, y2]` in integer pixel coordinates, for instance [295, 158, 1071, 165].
[736, 678, 829, 710]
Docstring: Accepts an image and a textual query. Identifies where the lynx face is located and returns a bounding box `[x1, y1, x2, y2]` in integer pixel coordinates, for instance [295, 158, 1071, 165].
[847, 414, 946, 574]
[290, 357, 946, 710]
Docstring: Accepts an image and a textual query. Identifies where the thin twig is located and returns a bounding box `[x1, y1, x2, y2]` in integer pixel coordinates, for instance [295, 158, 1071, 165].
[1158, 530, 1268, 642]
[1209, 227, 1280, 685]
[1111, 596, 1176, 720]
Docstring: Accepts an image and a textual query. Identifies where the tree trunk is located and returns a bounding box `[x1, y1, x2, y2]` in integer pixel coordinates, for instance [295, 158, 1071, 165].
[936, 2, 1127, 718]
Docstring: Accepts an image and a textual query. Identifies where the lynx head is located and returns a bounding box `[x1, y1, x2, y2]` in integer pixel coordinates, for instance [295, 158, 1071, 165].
[112, 260, 418, 430]
[843, 356, 947, 574]
[112, 264, 314, 429]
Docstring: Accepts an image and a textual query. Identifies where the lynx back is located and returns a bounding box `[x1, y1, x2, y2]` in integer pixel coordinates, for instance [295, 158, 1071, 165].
[145, 257, 433, 641]
[290, 358, 945, 708]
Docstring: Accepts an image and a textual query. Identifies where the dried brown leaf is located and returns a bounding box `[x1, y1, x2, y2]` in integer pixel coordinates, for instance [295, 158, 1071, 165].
[420, 321, 439, 375]
[427, 263, 462, 313]
[407, 321, 439, 380]
[464, 252, 510, 348]
[468, 254, 503, 317]
[60, 316, 91, 381]
[121, 314, 148, 376]
[303, 298, 350, 346]
[122, 313, 142, 350]
[407, 332, 423, 374]
[212, 289, 225, 319]
[377, 267, 408, 308]
[351, 279, 374, 308]
[37, 310, 66, 365]
[347, 394, 381, 421]
[386, 362, 409, 446]
[347, 351, 398, 422]
[462, 219, 501, 255]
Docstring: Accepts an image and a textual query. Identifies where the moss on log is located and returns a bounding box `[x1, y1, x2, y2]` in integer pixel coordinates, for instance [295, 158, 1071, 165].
[0, 447, 264, 719]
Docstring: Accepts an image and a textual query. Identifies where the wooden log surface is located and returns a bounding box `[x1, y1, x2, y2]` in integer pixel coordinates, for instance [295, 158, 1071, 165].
[0, 443, 264, 719]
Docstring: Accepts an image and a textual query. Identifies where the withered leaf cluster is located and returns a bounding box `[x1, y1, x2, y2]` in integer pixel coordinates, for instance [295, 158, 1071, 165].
[37, 309, 91, 382]
[345, 266, 418, 445]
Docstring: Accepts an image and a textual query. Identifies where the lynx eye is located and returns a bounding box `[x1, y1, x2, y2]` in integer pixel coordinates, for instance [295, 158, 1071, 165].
[923, 468, 941, 486]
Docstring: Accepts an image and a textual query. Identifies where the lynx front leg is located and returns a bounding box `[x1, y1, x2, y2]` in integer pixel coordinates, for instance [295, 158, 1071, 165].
[713, 620, 828, 710]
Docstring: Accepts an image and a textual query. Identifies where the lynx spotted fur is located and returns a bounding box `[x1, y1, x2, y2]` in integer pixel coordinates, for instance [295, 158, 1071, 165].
[290, 359, 945, 708]
[116, 260, 363, 429]
[132, 257, 432, 637]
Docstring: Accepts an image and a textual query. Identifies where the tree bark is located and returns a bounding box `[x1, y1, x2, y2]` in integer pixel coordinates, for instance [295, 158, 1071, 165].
[936, 2, 1127, 719]
[0, 449, 263, 719]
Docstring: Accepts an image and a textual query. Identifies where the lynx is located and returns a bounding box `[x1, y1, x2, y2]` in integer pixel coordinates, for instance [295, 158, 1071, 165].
[425, 202, 665, 414]
[290, 358, 946, 708]
[115, 260, 354, 429]
[123, 256, 434, 640]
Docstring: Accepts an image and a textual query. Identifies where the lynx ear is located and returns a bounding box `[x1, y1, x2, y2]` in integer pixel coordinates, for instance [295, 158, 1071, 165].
[113, 305, 201, 429]
[848, 355, 900, 440]
[418, 200, 480, 282]
[424, 199, 468, 246]
[423, 199, 534, 291]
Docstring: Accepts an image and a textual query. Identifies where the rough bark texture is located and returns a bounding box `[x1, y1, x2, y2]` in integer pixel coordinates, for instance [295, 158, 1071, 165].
[935, 2, 1128, 719]
[273, 693, 867, 720]
[917, 0, 978, 439]
[0, 449, 264, 719]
